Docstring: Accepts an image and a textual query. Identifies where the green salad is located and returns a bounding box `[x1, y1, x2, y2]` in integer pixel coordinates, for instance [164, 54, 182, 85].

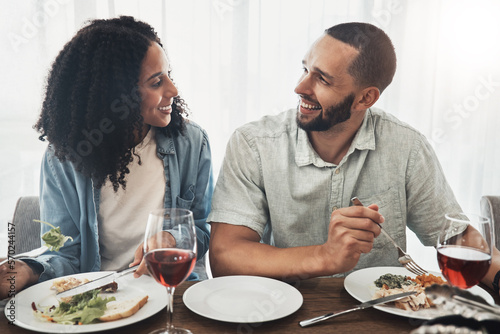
[374, 273, 416, 289]
[34, 220, 73, 251]
[33, 289, 115, 325]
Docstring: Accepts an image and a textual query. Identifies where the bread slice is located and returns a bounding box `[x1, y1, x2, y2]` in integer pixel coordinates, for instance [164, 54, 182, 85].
[99, 295, 148, 322]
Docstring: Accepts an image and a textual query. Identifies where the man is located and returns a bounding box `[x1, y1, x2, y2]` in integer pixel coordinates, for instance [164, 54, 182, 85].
[208, 23, 500, 293]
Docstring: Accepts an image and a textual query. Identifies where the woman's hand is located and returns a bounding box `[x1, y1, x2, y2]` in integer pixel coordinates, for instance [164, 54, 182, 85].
[129, 231, 176, 278]
[0, 260, 40, 299]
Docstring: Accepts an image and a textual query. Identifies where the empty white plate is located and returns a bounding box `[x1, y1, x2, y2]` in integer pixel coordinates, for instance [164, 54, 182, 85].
[183, 275, 303, 323]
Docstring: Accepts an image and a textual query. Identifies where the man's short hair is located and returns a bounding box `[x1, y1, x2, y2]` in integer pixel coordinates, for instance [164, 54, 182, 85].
[325, 22, 396, 94]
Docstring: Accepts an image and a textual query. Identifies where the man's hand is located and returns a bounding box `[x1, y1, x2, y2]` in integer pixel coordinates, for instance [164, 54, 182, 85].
[209, 204, 384, 280]
[0, 260, 40, 299]
[129, 231, 176, 278]
[321, 204, 384, 273]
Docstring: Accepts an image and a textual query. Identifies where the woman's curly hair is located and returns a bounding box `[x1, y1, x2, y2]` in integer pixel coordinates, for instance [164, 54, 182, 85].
[34, 16, 188, 191]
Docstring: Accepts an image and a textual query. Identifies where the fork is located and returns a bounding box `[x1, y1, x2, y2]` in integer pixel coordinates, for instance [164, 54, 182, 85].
[351, 197, 428, 275]
[0, 245, 49, 267]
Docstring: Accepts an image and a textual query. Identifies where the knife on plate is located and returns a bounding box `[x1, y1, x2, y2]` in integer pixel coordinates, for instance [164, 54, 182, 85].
[299, 291, 417, 327]
[56, 265, 139, 298]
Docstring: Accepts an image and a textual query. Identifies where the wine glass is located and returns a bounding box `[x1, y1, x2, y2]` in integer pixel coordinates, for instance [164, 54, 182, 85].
[436, 212, 492, 289]
[144, 208, 197, 334]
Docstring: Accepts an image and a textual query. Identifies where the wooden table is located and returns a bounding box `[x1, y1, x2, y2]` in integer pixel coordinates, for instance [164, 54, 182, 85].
[2, 277, 499, 334]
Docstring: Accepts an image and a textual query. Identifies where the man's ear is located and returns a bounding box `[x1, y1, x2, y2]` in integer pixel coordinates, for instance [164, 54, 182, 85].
[352, 87, 380, 111]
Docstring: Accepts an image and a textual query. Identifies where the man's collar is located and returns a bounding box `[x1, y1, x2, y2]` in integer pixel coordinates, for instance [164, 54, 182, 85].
[295, 108, 376, 167]
[350, 108, 376, 151]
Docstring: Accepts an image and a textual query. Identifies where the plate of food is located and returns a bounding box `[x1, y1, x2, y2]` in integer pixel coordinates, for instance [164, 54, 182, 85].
[344, 266, 495, 320]
[183, 275, 303, 323]
[6, 271, 167, 333]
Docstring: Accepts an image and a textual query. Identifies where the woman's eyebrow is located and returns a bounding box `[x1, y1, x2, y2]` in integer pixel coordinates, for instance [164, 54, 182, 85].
[144, 71, 163, 83]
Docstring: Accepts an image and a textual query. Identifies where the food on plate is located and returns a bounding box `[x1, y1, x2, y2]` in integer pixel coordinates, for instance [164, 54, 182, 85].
[414, 273, 447, 287]
[34, 280, 148, 325]
[372, 273, 448, 311]
[33, 289, 117, 324]
[96, 281, 119, 293]
[51, 277, 118, 294]
[51, 277, 90, 292]
[373, 284, 429, 311]
[374, 273, 416, 289]
[100, 295, 149, 322]
[34, 219, 73, 251]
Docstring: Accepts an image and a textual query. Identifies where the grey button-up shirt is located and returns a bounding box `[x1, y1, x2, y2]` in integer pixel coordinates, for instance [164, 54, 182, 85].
[208, 108, 461, 273]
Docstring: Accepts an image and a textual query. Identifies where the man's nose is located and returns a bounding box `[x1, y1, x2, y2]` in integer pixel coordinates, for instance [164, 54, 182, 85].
[294, 74, 313, 96]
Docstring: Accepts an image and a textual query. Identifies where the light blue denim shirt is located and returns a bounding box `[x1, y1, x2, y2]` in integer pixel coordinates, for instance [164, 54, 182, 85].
[28, 120, 213, 282]
[208, 108, 461, 274]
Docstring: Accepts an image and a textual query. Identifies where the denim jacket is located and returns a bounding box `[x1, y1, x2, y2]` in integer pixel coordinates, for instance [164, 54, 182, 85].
[28, 121, 213, 282]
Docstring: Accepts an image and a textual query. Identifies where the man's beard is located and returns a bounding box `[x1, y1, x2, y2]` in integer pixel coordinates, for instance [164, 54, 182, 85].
[296, 93, 355, 132]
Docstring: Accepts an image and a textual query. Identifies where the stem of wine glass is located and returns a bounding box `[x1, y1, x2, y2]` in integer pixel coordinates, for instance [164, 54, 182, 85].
[165, 286, 175, 331]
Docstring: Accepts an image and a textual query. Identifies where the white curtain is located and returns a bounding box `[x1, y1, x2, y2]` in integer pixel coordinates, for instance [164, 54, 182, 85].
[1, 0, 499, 269]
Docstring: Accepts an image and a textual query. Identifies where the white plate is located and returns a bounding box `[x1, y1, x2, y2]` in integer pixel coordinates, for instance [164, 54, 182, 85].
[6, 271, 167, 333]
[344, 266, 495, 320]
[183, 275, 303, 323]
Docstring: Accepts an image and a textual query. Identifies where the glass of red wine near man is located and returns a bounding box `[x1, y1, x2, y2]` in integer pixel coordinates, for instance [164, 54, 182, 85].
[143, 208, 197, 334]
[437, 213, 493, 289]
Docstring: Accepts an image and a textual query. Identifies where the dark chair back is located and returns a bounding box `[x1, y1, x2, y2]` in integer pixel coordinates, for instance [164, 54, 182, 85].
[11, 196, 41, 254]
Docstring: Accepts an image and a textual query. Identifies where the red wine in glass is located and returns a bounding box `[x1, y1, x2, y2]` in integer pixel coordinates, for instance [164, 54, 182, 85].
[437, 212, 492, 290]
[144, 208, 196, 334]
[437, 246, 491, 289]
[145, 249, 196, 288]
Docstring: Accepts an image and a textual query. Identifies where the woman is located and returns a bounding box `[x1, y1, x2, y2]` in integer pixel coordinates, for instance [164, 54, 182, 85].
[0, 16, 212, 298]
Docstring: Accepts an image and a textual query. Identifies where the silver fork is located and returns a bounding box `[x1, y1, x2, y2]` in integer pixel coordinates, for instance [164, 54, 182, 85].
[0, 246, 49, 267]
[351, 197, 428, 275]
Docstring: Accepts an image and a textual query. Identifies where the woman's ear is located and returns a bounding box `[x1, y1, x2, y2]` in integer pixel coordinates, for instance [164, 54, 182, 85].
[352, 86, 380, 111]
